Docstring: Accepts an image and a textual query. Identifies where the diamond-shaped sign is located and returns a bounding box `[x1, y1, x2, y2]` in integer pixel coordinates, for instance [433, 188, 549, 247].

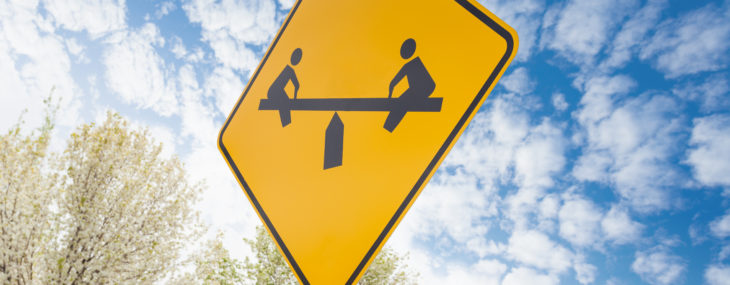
[218, 0, 517, 283]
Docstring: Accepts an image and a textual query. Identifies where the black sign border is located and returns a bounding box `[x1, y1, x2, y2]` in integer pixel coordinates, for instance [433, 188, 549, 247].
[218, 0, 515, 284]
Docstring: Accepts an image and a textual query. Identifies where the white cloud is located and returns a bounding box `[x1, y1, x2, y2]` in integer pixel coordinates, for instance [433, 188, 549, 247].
[276, 0, 296, 10]
[673, 74, 730, 113]
[502, 267, 559, 285]
[689, 223, 708, 246]
[500, 67, 535, 95]
[601, 205, 643, 245]
[392, 166, 500, 258]
[103, 23, 179, 116]
[144, 123, 177, 158]
[203, 32, 259, 73]
[720, 244, 730, 261]
[169, 36, 205, 63]
[558, 197, 602, 247]
[146, 20, 260, 263]
[166, 42, 258, 265]
[43, 0, 126, 39]
[185, 140, 261, 262]
[573, 259, 597, 285]
[464, 239, 507, 260]
[632, 247, 685, 285]
[504, 187, 545, 231]
[640, 1, 730, 78]
[552, 92, 568, 111]
[155, 1, 176, 19]
[392, 249, 508, 285]
[538, 194, 559, 218]
[705, 264, 730, 285]
[170, 36, 188, 59]
[513, 119, 565, 189]
[442, 95, 529, 182]
[687, 115, 730, 187]
[600, 0, 667, 71]
[64, 37, 84, 57]
[0, 0, 82, 132]
[434, 259, 507, 285]
[504, 118, 565, 230]
[182, 0, 282, 124]
[204, 66, 245, 116]
[573, 75, 635, 125]
[183, 0, 278, 73]
[507, 230, 573, 273]
[478, 0, 545, 61]
[179, 64, 219, 144]
[541, 0, 637, 65]
[573, 75, 684, 213]
[710, 212, 730, 239]
[572, 151, 612, 183]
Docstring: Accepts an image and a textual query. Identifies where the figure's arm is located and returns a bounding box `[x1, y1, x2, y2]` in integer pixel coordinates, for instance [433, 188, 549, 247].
[291, 71, 300, 99]
[388, 67, 407, 98]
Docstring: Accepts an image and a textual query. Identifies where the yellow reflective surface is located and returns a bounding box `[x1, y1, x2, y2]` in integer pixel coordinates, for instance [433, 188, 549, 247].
[219, 0, 517, 284]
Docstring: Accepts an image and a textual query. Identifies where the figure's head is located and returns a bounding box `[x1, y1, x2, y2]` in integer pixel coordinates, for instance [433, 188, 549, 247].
[291, 48, 302, 65]
[400, 38, 416, 59]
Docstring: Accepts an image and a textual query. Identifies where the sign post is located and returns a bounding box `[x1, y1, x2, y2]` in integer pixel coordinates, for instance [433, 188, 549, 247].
[218, 0, 517, 283]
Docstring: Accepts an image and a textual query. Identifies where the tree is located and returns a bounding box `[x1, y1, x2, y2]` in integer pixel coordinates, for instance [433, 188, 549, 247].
[48, 112, 202, 284]
[0, 108, 57, 284]
[241, 226, 418, 285]
[241, 226, 299, 285]
[1, 111, 203, 284]
[169, 233, 246, 285]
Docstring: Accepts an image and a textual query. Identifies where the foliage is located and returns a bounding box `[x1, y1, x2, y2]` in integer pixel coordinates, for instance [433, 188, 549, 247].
[1, 111, 202, 284]
[169, 233, 246, 285]
[241, 226, 300, 285]
[0, 106, 57, 283]
[48, 112, 203, 284]
[356, 246, 416, 285]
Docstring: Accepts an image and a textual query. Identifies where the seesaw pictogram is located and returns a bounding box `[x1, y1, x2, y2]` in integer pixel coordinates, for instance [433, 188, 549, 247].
[259, 39, 441, 169]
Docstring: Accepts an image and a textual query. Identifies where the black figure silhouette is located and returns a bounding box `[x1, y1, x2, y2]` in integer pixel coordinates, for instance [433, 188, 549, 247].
[384, 38, 436, 132]
[267, 48, 302, 126]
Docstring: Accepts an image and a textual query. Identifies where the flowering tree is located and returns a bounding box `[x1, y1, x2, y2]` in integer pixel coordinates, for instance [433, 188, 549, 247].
[0, 112, 57, 284]
[1, 112, 202, 284]
[48, 112, 202, 284]
[169, 233, 246, 285]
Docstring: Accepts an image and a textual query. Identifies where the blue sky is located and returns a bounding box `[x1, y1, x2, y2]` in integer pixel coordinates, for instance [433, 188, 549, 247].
[2, 0, 730, 284]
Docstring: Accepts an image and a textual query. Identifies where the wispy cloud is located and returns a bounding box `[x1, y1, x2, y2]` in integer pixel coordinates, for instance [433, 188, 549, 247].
[705, 264, 730, 285]
[640, 1, 730, 78]
[541, 0, 638, 65]
[632, 246, 686, 285]
[104, 23, 179, 116]
[574, 76, 686, 213]
[479, 0, 545, 61]
[687, 114, 730, 188]
[43, 0, 126, 39]
[0, 0, 83, 130]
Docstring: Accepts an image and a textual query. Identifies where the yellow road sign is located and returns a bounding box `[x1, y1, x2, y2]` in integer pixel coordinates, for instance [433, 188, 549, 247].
[218, 0, 517, 283]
